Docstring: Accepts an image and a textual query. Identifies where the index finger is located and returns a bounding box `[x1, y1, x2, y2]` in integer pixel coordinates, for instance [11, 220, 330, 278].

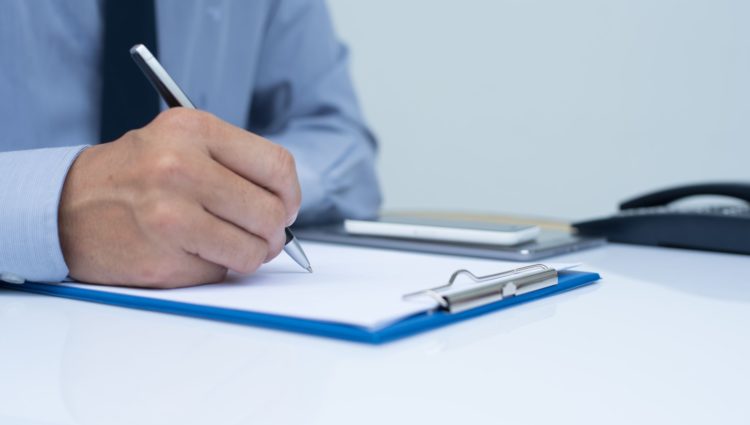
[197, 113, 302, 223]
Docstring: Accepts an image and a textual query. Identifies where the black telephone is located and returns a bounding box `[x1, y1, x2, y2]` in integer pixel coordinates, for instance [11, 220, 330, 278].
[573, 183, 750, 255]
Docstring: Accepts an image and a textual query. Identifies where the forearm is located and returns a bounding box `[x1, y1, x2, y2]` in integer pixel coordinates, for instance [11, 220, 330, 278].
[0, 145, 88, 283]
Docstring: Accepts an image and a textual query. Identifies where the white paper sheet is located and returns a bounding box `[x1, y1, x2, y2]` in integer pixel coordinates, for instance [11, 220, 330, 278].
[61, 243, 575, 330]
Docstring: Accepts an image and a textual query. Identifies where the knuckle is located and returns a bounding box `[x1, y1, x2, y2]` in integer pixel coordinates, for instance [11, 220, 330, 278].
[158, 108, 216, 138]
[271, 145, 296, 182]
[271, 146, 301, 213]
[119, 129, 141, 144]
[143, 200, 184, 237]
[187, 110, 215, 136]
[157, 108, 189, 131]
[149, 151, 190, 186]
[289, 185, 302, 218]
[158, 108, 191, 128]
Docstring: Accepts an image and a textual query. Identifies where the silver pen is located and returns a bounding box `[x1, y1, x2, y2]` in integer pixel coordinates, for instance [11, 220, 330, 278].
[129, 44, 312, 273]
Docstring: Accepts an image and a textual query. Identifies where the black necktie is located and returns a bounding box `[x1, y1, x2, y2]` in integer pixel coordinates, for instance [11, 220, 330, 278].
[99, 0, 160, 143]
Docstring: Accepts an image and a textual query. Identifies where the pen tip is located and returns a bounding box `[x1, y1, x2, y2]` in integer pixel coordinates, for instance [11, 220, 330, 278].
[306, 266, 313, 273]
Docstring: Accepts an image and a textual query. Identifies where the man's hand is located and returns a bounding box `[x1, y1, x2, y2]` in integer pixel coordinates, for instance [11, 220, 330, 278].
[58, 109, 301, 288]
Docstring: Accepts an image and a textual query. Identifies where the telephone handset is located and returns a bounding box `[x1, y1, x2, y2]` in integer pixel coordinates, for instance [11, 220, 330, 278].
[574, 183, 750, 255]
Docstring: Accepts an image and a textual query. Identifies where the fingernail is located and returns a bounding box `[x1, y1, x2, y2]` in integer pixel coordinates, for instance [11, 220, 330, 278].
[286, 211, 298, 227]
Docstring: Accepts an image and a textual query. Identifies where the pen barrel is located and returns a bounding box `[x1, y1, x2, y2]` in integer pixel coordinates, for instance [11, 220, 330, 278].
[285, 228, 294, 244]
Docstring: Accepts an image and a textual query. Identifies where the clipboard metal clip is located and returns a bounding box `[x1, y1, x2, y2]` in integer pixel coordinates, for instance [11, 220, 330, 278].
[403, 264, 558, 314]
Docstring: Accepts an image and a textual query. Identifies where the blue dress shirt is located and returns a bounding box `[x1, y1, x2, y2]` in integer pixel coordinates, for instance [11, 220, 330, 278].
[0, 0, 381, 283]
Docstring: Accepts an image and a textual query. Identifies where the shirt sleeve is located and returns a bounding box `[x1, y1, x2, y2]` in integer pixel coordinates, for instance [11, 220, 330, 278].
[248, 0, 382, 225]
[0, 145, 88, 283]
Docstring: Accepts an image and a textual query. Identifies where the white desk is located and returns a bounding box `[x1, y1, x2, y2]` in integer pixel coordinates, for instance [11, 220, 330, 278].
[1, 243, 749, 425]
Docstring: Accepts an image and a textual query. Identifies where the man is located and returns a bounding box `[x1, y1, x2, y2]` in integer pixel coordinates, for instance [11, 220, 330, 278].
[0, 1, 381, 288]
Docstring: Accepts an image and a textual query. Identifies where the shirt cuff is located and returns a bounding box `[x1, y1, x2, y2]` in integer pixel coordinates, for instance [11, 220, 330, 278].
[0, 145, 89, 283]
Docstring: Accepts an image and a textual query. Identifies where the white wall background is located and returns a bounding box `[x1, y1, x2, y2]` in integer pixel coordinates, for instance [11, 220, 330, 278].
[327, 0, 750, 220]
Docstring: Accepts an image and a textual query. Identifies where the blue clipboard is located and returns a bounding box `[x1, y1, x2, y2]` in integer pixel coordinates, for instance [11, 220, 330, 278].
[0, 269, 599, 344]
